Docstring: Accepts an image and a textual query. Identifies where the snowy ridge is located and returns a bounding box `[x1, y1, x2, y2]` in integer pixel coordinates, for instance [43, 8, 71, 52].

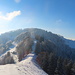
[0, 53, 48, 75]
[18, 53, 48, 75]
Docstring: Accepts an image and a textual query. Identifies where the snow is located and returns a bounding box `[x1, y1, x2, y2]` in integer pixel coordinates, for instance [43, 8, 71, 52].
[0, 64, 20, 75]
[0, 53, 48, 75]
[32, 40, 37, 53]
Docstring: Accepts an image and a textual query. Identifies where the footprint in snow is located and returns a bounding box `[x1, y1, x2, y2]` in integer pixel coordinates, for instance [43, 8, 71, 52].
[17, 68, 21, 71]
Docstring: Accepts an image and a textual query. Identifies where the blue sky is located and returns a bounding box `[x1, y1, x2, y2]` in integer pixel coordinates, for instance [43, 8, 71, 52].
[0, 0, 75, 39]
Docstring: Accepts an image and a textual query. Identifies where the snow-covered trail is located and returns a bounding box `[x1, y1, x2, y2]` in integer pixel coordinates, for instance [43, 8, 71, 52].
[0, 53, 48, 75]
[18, 53, 48, 75]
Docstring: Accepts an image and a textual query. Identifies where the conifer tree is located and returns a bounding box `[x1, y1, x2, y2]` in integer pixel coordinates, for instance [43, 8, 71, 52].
[48, 52, 57, 75]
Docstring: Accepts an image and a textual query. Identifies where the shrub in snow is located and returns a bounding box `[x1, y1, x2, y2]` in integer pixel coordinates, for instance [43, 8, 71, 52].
[0, 52, 14, 65]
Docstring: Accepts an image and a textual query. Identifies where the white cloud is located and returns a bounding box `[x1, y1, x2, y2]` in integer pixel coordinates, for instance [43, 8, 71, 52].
[14, 0, 21, 3]
[0, 11, 21, 21]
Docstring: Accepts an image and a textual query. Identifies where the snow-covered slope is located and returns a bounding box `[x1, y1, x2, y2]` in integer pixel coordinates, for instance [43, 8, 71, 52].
[0, 53, 48, 75]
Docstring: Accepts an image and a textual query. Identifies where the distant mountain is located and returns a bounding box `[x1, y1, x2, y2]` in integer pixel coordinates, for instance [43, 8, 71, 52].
[0, 29, 24, 44]
[63, 38, 75, 48]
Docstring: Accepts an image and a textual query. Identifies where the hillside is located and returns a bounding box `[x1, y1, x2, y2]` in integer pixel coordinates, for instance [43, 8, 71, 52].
[0, 28, 75, 75]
